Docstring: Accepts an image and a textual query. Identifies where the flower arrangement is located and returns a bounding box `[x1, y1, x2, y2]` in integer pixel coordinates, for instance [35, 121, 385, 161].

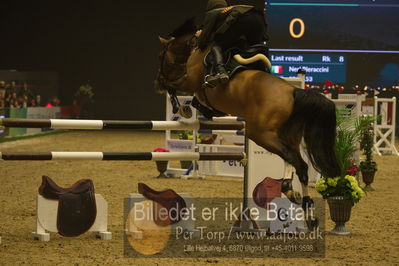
[346, 164, 359, 177]
[316, 110, 374, 234]
[315, 108, 367, 205]
[179, 130, 202, 142]
[316, 175, 365, 204]
[178, 131, 194, 140]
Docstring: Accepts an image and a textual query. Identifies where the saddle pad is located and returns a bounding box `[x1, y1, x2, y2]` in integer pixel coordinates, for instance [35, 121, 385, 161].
[38, 176, 97, 237]
[252, 177, 283, 210]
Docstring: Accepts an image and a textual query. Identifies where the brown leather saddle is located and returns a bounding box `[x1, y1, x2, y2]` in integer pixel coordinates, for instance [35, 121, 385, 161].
[38, 176, 97, 237]
[252, 177, 283, 210]
[138, 183, 186, 226]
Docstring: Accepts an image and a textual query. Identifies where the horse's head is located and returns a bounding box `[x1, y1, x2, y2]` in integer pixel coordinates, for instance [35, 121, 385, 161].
[154, 34, 196, 94]
[155, 17, 198, 93]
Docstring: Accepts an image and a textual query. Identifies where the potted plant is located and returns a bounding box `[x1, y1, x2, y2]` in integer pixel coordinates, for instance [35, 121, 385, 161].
[315, 108, 366, 235]
[153, 148, 170, 178]
[74, 84, 94, 118]
[316, 175, 364, 235]
[359, 118, 377, 191]
[178, 131, 196, 169]
[334, 109, 365, 177]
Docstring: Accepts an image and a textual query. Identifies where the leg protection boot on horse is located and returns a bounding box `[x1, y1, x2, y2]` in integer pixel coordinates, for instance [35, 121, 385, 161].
[281, 179, 301, 205]
[302, 196, 319, 230]
[204, 45, 229, 88]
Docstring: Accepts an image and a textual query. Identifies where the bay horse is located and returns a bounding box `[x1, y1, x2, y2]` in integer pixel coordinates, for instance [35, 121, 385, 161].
[155, 23, 341, 226]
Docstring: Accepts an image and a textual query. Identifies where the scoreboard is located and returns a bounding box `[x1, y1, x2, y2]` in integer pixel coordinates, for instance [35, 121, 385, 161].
[270, 54, 346, 82]
[265, 0, 399, 87]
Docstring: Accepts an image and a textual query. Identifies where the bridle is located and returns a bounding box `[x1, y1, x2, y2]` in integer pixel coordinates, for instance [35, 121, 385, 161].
[155, 34, 197, 117]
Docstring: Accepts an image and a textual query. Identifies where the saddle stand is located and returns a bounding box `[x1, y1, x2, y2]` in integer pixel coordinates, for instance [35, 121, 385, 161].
[32, 176, 111, 241]
[32, 194, 112, 241]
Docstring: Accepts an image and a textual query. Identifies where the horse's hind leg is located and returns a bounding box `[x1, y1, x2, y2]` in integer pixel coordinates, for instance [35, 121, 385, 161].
[248, 130, 318, 229]
[248, 130, 308, 186]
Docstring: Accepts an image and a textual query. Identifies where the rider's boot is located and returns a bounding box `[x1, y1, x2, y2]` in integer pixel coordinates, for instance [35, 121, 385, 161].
[204, 46, 229, 88]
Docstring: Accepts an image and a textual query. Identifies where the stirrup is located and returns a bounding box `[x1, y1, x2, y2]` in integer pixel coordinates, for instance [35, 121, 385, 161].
[203, 75, 218, 88]
[203, 73, 229, 88]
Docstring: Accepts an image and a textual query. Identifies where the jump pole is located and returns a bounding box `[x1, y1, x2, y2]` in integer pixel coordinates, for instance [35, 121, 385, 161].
[197, 129, 245, 136]
[0, 151, 245, 161]
[1, 116, 302, 232]
[0, 118, 244, 131]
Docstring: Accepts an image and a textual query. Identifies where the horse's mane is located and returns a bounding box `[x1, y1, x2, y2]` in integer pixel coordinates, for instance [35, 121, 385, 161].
[169, 17, 197, 38]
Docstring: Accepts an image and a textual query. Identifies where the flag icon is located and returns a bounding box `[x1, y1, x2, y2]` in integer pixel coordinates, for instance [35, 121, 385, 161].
[271, 65, 283, 74]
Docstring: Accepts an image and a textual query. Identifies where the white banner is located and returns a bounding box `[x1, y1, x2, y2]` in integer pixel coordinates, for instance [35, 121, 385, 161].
[26, 107, 61, 134]
[166, 139, 195, 152]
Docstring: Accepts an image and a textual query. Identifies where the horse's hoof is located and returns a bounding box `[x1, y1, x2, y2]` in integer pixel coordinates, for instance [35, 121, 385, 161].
[306, 217, 319, 230]
[178, 106, 192, 119]
[281, 179, 293, 193]
[302, 196, 314, 210]
[283, 190, 301, 205]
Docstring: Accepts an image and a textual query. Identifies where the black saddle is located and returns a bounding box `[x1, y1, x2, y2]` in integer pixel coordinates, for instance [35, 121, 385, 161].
[204, 44, 270, 79]
[38, 176, 97, 237]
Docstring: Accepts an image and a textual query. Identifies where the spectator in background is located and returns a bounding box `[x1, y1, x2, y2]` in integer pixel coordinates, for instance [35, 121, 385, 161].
[21, 95, 28, 108]
[4, 82, 11, 95]
[10, 92, 20, 108]
[4, 82, 14, 108]
[0, 81, 42, 108]
[0, 81, 5, 108]
[10, 81, 17, 94]
[45, 96, 60, 108]
[36, 95, 41, 106]
[53, 97, 60, 106]
[4, 92, 11, 107]
[29, 98, 37, 107]
[21, 82, 29, 95]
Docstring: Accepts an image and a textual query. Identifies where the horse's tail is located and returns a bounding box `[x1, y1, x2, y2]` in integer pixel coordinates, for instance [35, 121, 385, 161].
[283, 88, 341, 178]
